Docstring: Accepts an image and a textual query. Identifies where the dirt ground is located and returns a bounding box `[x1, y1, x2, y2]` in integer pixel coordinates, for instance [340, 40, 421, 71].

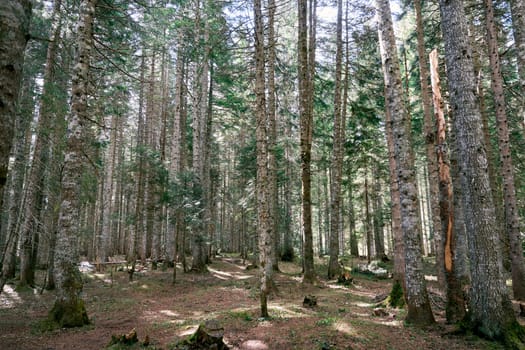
[0, 257, 510, 350]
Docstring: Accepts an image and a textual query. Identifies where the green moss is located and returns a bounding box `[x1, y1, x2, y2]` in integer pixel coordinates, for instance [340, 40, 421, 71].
[500, 321, 525, 350]
[49, 298, 89, 328]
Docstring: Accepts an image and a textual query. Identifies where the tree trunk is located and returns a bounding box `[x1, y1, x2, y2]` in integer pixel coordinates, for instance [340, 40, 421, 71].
[509, 0, 525, 132]
[0, 0, 31, 216]
[267, 0, 280, 272]
[299, 0, 316, 284]
[372, 166, 386, 260]
[376, 0, 434, 325]
[429, 49, 466, 323]
[20, 0, 64, 284]
[364, 174, 372, 264]
[50, 0, 97, 328]
[484, 0, 525, 301]
[327, 0, 344, 279]
[254, 0, 273, 317]
[439, 0, 525, 343]
[414, 0, 444, 289]
[384, 88, 404, 287]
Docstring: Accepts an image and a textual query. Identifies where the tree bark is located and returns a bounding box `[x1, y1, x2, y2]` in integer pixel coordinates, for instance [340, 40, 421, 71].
[51, 0, 97, 328]
[328, 0, 344, 279]
[0, 0, 32, 227]
[298, 0, 316, 284]
[254, 0, 273, 317]
[509, 0, 525, 132]
[439, 0, 525, 343]
[376, 0, 434, 325]
[267, 0, 279, 272]
[483, 0, 525, 301]
[414, 0, 444, 289]
[429, 49, 466, 323]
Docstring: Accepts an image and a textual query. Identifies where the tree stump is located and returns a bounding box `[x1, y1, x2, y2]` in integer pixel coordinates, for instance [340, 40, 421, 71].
[175, 320, 229, 349]
[303, 295, 317, 308]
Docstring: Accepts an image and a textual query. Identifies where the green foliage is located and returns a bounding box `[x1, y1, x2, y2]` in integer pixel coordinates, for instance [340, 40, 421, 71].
[227, 310, 253, 321]
[388, 279, 405, 308]
[316, 317, 337, 327]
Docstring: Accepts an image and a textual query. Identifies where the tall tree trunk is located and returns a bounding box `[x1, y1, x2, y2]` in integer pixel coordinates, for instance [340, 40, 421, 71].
[414, 0, 444, 289]
[20, 0, 63, 286]
[327, 0, 344, 279]
[384, 88, 404, 287]
[267, 0, 279, 272]
[372, 166, 386, 260]
[50, 0, 97, 328]
[376, 0, 434, 325]
[299, 0, 317, 284]
[484, 0, 525, 301]
[190, 0, 209, 272]
[429, 49, 466, 323]
[509, 0, 525, 131]
[0, 0, 32, 229]
[0, 72, 34, 292]
[281, 112, 294, 261]
[132, 53, 147, 266]
[439, 0, 525, 343]
[364, 174, 373, 264]
[254, 0, 273, 318]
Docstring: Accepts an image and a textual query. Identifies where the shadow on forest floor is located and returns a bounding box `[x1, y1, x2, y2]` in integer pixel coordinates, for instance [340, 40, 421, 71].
[0, 256, 513, 350]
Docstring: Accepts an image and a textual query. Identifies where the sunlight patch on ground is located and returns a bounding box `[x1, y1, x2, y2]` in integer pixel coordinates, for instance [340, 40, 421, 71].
[352, 301, 374, 308]
[140, 284, 149, 289]
[378, 319, 403, 327]
[178, 325, 199, 337]
[208, 266, 252, 280]
[160, 309, 179, 317]
[425, 275, 437, 281]
[332, 320, 358, 337]
[269, 304, 308, 318]
[0, 285, 22, 309]
[240, 339, 269, 350]
[326, 283, 350, 290]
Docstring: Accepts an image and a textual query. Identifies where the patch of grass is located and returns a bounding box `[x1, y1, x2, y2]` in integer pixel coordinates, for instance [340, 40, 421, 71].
[31, 318, 60, 334]
[316, 317, 337, 327]
[226, 310, 253, 321]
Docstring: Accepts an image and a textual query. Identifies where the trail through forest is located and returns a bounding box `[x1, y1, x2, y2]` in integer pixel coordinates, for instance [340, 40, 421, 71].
[0, 257, 511, 349]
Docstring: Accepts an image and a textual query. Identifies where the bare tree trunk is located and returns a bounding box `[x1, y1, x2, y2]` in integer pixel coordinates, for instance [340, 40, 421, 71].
[0, 0, 31, 217]
[509, 0, 525, 131]
[439, 0, 524, 343]
[254, 0, 273, 317]
[50, 0, 97, 327]
[299, 0, 316, 284]
[429, 49, 466, 323]
[364, 174, 372, 264]
[327, 0, 344, 279]
[376, 0, 434, 325]
[384, 89, 404, 286]
[372, 166, 386, 260]
[414, 0, 444, 289]
[483, 0, 525, 301]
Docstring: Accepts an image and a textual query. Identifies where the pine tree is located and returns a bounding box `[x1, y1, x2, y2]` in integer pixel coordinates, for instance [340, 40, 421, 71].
[376, 0, 434, 325]
[439, 0, 525, 344]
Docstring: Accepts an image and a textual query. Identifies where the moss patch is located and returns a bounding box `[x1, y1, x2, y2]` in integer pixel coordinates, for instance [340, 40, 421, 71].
[49, 298, 89, 328]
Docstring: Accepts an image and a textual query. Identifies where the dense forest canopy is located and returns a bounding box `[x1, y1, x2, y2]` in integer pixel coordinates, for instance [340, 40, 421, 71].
[2, 0, 525, 347]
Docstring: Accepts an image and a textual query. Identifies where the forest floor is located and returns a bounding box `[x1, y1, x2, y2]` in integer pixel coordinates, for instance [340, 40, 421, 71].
[0, 256, 515, 350]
